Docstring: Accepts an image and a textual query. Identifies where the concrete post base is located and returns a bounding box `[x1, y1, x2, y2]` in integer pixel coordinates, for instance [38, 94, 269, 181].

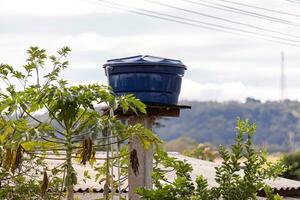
[128, 117, 154, 200]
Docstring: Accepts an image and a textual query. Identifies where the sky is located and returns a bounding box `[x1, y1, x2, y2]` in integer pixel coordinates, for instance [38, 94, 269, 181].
[1, 0, 300, 102]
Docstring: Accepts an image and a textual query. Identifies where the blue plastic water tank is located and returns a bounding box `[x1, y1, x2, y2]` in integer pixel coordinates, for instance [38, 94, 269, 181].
[103, 55, 186, 105]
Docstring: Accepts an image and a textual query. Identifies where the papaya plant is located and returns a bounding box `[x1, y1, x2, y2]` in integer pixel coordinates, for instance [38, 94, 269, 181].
[0, 47, 70, 199]
[0, 49, 47, 184]
[0, 46, 162, 200]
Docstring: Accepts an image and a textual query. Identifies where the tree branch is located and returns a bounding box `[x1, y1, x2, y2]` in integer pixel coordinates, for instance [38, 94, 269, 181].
[44, 104, 66, 130]
[71, 108, 87, 130]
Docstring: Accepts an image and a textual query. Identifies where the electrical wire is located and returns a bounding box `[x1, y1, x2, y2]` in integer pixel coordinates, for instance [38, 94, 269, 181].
[90, 0, 300, 47]
[86, 0, 300, 47]
[286, 0, 300, 4]
[143, 0, 300, 40]
[180, 0, 300, 27]
[216, 0, 300, 18]
[179, 0, 281, 23]
[200, 0, 299, 25]
[88, 0, 241, 34]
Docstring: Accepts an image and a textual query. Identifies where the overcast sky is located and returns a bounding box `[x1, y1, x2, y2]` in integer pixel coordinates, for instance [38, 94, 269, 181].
[1, 0, 300, 102]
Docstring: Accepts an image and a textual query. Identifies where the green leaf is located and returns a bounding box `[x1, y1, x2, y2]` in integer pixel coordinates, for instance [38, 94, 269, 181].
[0, 124, 13, 144]
[83, 170, 91, 179]
[21, 141, 57, 151]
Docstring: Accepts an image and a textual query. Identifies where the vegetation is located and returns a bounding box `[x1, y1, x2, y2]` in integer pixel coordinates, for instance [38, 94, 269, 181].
[0, 47, 292, 200]
[282, 150, 300, 181]
[137, 118, 286, 200]
[0, 46, 160, 200]
[158, 98, 300, 152]
[164, 136, 217, 161]
[182, 143, 217, 161]
[164, 136, 198, 152]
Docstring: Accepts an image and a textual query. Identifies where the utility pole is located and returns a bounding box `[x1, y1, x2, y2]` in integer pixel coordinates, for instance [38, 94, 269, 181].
[280, 52, 294, 152]
[288, 131, 295, 152]
[280, 51, 285, 101]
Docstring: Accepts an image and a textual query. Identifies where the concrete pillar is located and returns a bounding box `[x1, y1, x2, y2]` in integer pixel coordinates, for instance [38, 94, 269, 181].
[128, 117, 154, 200]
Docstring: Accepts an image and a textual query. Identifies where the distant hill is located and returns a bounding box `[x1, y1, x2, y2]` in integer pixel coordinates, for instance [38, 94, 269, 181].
[35, 98, 300, 153]
[156, 98, 300, 153]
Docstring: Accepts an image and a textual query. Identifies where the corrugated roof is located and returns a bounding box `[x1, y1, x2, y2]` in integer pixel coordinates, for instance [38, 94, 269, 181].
[42, 152, 300, 198]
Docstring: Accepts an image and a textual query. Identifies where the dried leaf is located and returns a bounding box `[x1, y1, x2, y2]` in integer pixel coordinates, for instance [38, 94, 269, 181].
[41, 170, 48, 197]
[130, 149, 139, 176]
[80, 136, 93, 165]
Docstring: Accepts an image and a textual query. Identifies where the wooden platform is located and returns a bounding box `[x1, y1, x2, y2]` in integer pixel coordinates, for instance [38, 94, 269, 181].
[112, 103, 191, 118]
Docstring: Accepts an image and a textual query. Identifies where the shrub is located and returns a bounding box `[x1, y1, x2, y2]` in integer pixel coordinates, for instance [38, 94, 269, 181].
[282, 150, 300, 180]
[182, 143, 217, 161]
[136, 118, 286, 200]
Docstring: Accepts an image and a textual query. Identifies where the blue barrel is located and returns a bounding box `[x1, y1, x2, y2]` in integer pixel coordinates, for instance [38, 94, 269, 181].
[103, 55, 186, 105]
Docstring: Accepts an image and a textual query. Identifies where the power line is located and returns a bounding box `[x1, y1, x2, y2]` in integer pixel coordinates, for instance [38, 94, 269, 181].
[216, 0, 300, 18]
[180, 0, 300, 27]
[180, 0, 282, 23]
[286, 0, 300, 4]
[93, 0, 300, 45]
[88, 0, 300, 47]
[144, 0, 300, 40]
[87, 0, 242, 33]
[200, 0, 300, 26]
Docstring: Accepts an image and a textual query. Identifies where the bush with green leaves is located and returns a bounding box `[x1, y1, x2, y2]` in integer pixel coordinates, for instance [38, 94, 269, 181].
[182, 143, 217, 161]
[0, 174, 63, 200]
[282, 150, 300, 181]
[136, 118, 286, 200]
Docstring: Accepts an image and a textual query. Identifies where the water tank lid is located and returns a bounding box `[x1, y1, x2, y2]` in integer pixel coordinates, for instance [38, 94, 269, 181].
[103, 55, 186, 69]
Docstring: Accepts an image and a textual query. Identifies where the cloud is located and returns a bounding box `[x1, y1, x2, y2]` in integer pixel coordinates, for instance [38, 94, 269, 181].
[1, 31, 300, 103]
[2, 0, 300, 102]
[0, 32, 230, 67]
[0, 0, 116, 16]
[0, 0, 171, 16]
[179, 79, 260, 102]
[180, 79, 248, 102]
[180, 78, 300, 102]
